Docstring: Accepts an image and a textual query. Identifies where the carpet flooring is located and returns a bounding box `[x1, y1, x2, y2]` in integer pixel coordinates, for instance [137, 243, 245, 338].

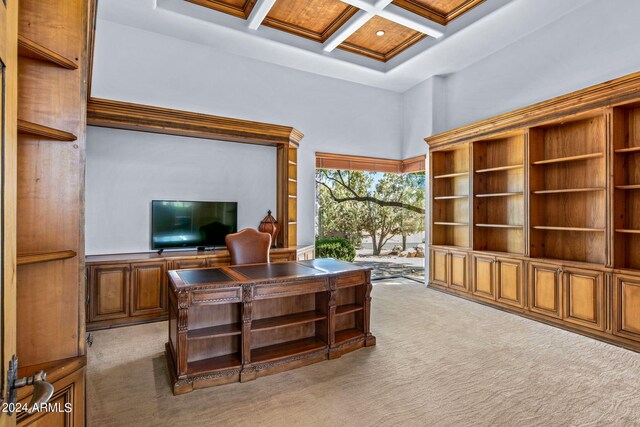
[87, 279, 640, 426]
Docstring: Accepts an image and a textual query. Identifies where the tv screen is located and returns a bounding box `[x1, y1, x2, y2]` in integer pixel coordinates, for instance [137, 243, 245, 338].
[151, 200, 238, 250]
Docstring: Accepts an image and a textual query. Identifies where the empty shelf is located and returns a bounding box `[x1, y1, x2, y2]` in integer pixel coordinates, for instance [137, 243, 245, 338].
[532, 226, 605, 232]
[615, 146, 640, 154]
[433, 195, 468, 200]
[616, 229, 640, 234]
[336, 304, 364, 316]
[252, 311, 326, 332]
[17, 120, 77, 141]
[433, 222, 468, 226]
[532, 187, 606, 194]
[251, 337, 325, 363]
[335, 328, 364, 344]
[475, 164, 523, 173]
[17, 35, 78, 69]
[433, 172, 468, 179]
[476, 192, 523, 198]
[187, 353, 241, 374]
[616, 185, 640, 190]
[188, 324, 241, 340]
[475, 224, 523, 229]
[17, 250, 77, 266]
[532, 153, 603, 165]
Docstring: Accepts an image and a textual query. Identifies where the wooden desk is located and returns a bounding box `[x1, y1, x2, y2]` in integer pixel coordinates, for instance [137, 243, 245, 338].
[165, 259, 376, 395]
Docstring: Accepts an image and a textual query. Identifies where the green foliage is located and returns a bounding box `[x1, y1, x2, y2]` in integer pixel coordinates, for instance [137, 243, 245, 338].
[315, 238, 356, 262]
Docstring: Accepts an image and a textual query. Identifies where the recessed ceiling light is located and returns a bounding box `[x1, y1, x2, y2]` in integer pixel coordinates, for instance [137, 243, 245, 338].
[376, 30, 385, 36]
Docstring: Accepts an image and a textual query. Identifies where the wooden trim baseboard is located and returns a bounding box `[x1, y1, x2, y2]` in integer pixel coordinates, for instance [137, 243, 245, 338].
[316, 152, 425, 173]
[87, 97, 304, 147]
[426, 71, 640, 147]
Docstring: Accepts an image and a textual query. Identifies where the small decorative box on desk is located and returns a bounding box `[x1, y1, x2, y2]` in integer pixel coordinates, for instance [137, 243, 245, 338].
[164, 258, 376, 395]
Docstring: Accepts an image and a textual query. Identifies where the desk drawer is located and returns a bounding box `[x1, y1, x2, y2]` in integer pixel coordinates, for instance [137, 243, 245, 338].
[336, 272, 365, 289]
[254, 279, 328, 299]
[190, 287, 242, 305]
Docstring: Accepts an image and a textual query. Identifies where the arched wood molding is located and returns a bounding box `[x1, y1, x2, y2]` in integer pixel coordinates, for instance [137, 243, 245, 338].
[86, 97, 303, 248]
[426, 71, 640, 147]
[316, 152, 426, 173]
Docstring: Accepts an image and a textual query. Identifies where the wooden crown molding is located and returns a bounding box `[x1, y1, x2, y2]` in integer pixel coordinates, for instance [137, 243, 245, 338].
[339, 33, 426, 63]
[263, 5, 358, 43]
[87, 97, 303, 147]
[186, 0, 257, 20]
[426, 71, 640, 148]
[316, 152, 425, 173]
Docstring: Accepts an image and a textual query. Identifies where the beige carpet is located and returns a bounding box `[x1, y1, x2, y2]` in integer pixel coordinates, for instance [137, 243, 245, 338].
[87, 279, 640, 426]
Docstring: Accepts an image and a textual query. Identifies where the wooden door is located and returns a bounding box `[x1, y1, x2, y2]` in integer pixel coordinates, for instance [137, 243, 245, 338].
[613, 273, 640, 342]
[563, 268, 604, 330]
[130, 262, 167, 316]
[496, 258, 524, 308]
[0, 1, 17, 425]
[471, 254, 495, 300]
[528, 262, 562, 319]
[88, 264, 130, 322]
[429, 249, 448, 286]
[449, 251, 468, 291]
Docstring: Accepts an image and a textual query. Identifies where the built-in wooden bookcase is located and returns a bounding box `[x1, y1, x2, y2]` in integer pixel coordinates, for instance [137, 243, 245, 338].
[431, 143, 470, 247]
[529, 112, 607, 264]
[613, 104, 640, 270]
[472, 132, 526, 254]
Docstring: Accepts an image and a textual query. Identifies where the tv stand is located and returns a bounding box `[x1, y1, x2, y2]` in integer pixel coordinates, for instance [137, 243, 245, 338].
[85, 245, 315, 331]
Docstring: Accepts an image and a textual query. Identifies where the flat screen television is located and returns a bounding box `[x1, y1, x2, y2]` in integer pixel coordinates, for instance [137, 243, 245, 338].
[151, 200, 238, 250]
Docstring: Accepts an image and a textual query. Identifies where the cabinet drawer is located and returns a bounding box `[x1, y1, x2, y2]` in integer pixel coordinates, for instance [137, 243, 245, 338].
[254, 279, 327, 300]
[169, 258, 208, 270]
[336, 272, 365, 288]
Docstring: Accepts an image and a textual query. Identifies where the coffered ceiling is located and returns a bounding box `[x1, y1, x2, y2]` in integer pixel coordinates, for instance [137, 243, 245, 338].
[186, 0, 484, 62]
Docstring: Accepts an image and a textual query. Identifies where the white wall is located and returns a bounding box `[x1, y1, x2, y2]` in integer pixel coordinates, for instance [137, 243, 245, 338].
[88, 19, 403, 251]
[441, 0, 640, 131]
[85, 127, 276, 254]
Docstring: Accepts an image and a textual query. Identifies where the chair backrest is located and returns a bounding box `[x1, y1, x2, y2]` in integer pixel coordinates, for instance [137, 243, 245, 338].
[225, 228, 271, 266]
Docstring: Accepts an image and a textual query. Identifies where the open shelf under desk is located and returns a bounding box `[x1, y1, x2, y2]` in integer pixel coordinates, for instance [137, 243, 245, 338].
[616, 184, 640, 190]
[615, 146, 640, 154]
[433, 172, 468, 179]
[251, 337, 325, 363]
[532, 152, 604, 165]
[335, 328, 364, 344]
[251, 311, 326, 332]
[336, 304, 364, 316]
[187, 324, 241, 340]
[475, 164, 523, 173]
[532, 187, 606, 194]
[187, 353, 241, 374]
[475, 192, 523, 198]
[532, 226, 605, 232]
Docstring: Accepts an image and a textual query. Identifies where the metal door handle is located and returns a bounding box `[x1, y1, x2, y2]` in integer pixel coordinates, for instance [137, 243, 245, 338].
[14, 371, 54, 413]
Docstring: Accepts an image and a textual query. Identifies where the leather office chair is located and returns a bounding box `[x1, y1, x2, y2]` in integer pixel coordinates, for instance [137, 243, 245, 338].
[225, 228, 272, 265]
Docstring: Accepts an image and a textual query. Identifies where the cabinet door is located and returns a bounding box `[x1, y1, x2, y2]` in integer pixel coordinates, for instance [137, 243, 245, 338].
[472, 255, 495, 300]
[88, 264, 130, 322]
[528, 262, 562, 319]
[496, 258, 524, 308]
[563, 268, 604, 330]
[430, 249, 448, 286]
[613, 273, 640, 342]
[130, 262, 167, 317]
[449, 251, 468, 291]
[169, 258, 208, 270]
[207, 256, 230, 267]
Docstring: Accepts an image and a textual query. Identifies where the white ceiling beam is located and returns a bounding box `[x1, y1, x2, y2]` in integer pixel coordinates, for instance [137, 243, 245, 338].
[323, 0, 394, 52]
[247, 0, 277, 30]
[378, 4, 445, 38]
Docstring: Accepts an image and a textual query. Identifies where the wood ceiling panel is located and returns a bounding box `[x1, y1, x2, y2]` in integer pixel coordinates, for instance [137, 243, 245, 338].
[186, 0, 257, 19]
[392, 0, 485, 24]
[263, 0, 358, 43]
[338, 16, 426, 62]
